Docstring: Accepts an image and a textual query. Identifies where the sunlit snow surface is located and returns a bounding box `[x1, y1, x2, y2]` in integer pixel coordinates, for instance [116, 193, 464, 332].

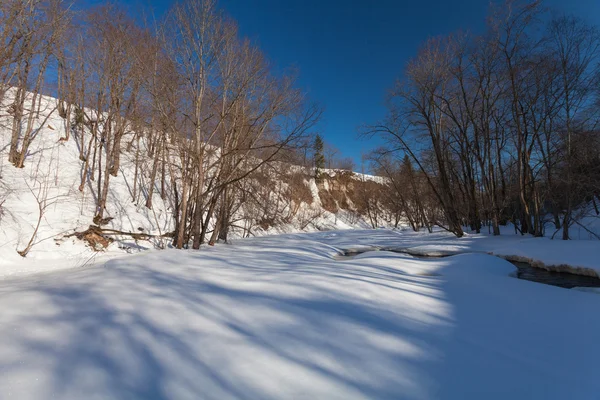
[0, 229, 598, 399]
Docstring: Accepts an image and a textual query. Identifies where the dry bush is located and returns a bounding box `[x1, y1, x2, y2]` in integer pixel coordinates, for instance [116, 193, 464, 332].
[72, 226, 113, 251]
[334, 170, 355, 186]
[318, 187, 338, 213]
[316, 172, 361, 213]
[285, 172, 313, 206]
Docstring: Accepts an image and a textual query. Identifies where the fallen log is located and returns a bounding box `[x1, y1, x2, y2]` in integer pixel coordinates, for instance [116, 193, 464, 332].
[65, 225, 174, 251]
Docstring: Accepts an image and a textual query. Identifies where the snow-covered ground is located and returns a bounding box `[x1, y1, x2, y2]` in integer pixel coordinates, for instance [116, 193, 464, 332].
[0, 229, 599, 399]
[306, 227, 600, 277]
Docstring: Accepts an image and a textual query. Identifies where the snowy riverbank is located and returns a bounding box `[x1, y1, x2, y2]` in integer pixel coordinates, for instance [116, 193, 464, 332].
[0, 230, 599, 399]
[298, 228, 600, 278]
[3, 227, 600, 280]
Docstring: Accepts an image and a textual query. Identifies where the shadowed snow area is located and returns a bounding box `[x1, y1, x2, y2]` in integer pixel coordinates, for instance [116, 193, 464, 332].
[0, 230, 599, 399]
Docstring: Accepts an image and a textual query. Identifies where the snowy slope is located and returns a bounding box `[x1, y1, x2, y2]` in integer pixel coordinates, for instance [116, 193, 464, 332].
[0, 91, 175, 277]
[0, 230, 598, 399]
[0, 90, 390, 277]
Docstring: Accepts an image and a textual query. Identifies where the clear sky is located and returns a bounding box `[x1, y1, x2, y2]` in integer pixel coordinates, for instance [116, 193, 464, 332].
[219, 0, 492, 168]
[113, 0, 600, 167]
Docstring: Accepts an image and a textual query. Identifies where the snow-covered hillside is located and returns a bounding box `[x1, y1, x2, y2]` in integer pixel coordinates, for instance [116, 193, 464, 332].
[0, 91, 393, 277]
[0, 91, 175, 275]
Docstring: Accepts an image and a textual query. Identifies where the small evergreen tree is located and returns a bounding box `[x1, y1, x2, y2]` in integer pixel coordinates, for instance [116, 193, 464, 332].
[313, 134, 325, 179]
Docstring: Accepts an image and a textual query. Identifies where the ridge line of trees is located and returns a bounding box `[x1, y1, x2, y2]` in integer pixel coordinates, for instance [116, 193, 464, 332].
[367, 0, 600, 239]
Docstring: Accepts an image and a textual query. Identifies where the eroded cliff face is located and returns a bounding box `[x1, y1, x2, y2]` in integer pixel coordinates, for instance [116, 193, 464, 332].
[236, 168, 394, 233]
[315, 171, 394, 226]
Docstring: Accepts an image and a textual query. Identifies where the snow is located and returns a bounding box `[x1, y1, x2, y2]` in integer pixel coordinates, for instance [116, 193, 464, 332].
[0, 90, 396, 278]
[0, 90, 175, 277]
[2, 89, 600, 283]
[388, 229, 600, 277]
[543, 202, 600, 240]
[2, 88, 600, 398]
[307, 228, 600, 277]
[0, 229, 599, 399]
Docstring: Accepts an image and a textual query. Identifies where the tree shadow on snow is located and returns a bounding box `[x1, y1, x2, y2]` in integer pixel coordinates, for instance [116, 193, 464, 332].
[1, 246, 595, 399]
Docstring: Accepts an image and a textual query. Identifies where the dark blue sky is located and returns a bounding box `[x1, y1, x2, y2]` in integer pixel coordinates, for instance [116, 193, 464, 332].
[116, 0, 600, 167]
[220, 0, 492, 167]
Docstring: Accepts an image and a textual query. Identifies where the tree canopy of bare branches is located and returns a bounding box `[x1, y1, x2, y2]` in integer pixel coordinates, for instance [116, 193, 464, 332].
[367, 0, 600, 239]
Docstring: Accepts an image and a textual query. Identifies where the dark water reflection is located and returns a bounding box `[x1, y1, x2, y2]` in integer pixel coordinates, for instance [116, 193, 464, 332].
[337, 249, 600, 289]
[510, 261, 600, 289]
